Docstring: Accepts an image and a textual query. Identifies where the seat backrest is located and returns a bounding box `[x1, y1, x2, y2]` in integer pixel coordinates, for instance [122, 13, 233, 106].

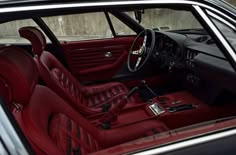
[0, 47, 168, 155]
[0, 47, 38, 105]
[0, 46, 102, 154]
[0, 76, 13, 110]
[19, 27, 101, 115]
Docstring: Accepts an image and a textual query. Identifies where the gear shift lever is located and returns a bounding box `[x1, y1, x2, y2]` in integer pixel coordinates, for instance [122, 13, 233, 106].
[141, 80, 158, 98]
[99, 86, 139, 128]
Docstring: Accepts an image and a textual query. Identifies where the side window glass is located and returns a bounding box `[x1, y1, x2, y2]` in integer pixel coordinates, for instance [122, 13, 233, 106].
[207, 11, 236, 51]
[125, 9, 202, 31]
[108, 13, 136, 36]
[43, 13, 113, 41]
[0, 19, 49, 44]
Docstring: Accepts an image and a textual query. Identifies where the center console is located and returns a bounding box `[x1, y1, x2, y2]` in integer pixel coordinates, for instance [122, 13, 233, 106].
[88, 91, 208, 130]
[147, 96, 197, 116]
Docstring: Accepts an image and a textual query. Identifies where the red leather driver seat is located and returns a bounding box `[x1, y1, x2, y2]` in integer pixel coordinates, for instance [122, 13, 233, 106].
[19, 27, 135, 115]
[0, 46, 168, 155]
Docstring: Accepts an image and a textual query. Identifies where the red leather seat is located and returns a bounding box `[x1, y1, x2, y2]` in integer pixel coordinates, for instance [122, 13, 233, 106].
[0, 46, 168, 154]
[19, 27, 135, 115]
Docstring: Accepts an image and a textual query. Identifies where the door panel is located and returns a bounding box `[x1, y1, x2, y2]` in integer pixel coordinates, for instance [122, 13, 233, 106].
[61, 37, 137, 81]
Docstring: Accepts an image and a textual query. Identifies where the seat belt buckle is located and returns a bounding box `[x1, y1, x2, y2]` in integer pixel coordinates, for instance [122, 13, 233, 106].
[101, 103, 112, 112]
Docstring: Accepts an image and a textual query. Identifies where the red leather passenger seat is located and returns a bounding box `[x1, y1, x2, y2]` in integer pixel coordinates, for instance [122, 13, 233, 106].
[0, 46, 168, 154]
[19, 27, 135, 115]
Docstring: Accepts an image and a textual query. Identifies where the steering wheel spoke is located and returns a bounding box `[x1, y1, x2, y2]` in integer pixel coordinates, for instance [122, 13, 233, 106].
[135, 57, 142, 70]
[142, 34, 147, 47]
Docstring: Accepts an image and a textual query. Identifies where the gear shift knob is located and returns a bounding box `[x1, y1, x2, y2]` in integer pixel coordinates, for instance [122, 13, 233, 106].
[141, 80, 146, 85]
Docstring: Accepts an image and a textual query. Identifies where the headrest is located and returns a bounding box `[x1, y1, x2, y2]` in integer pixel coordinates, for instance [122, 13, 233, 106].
[18, 26, 46, 56]
[0, 47, 38, 106]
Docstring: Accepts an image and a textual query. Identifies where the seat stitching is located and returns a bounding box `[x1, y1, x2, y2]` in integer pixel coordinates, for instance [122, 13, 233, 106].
[67, 119, 72, 155]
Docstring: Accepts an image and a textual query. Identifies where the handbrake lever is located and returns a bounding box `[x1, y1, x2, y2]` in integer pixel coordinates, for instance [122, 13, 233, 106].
[127, 86, 139, 98]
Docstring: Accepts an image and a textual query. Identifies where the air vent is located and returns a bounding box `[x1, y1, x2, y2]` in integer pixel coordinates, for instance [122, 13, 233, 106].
[186, 49, 198, 67]
[195, 36, 208, 42]
[206, 39, 215, 44]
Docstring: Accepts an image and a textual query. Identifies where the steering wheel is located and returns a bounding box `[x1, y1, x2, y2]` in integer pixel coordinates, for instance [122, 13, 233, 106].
[127, 29, 156, 72]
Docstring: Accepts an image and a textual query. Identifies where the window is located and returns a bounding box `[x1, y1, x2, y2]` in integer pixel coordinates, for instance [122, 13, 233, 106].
[208, 11, 236, 51]
[43, 13, 113, 41]
[226, 0, 236, 7]
[0, 19, 48, 44]
[126, 9, 203, 31]
[108, 13, 136, 36]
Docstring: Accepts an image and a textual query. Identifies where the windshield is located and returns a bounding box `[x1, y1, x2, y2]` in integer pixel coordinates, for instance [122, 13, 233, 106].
[208, 11, 236, 52]
[126, 8, 203, 31]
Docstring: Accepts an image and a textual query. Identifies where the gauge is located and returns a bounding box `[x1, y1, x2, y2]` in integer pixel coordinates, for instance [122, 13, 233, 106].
[157, 38, 164, 51]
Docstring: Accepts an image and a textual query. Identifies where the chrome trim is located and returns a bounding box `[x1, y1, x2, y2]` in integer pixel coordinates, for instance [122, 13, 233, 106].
[149, 103, 165, 116]
[0, 141, 8, 155]
[104, 51, 112, 57]
[68, 45, 127, 52]
[207, 10, 236, 30]
[193, 5, 236, 63]
[0, 0, 234, 24]
[0, 105, 28, 155]
[133, 128, 236, 155]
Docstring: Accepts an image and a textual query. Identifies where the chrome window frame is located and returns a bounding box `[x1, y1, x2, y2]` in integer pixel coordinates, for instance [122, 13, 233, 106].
[194, 5, 236, 62]
[132, 127, 236, 155]
[206, 10, 236, 30]
[0, 1, 235, 155]
[0, 103, 29, 155]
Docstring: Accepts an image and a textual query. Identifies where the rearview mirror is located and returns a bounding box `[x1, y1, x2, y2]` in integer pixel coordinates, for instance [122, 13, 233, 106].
[134, 10, 144, 23]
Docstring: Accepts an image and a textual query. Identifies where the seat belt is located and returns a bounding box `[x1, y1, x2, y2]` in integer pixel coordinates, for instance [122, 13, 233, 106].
[100, 99, 127, 124]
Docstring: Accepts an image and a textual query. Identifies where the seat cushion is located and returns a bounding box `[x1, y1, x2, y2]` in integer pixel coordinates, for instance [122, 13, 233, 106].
[82, 82, 131, 108]
[19, 85, 168, 154]
[49, 114, 169, 154]
[52, 67, 130, 107]
[49, 113, 102, 155]
[19, 85, 101, 155]
[50, 65, 133, 114]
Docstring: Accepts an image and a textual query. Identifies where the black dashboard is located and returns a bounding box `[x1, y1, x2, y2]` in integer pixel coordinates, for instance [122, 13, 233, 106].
[151, 32, 186, 69]
[151, 31, 227, 70]
[151, 31, 236, 103]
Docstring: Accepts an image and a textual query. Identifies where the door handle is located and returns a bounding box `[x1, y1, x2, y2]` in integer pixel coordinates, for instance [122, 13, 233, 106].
[105, 52, 112, 58]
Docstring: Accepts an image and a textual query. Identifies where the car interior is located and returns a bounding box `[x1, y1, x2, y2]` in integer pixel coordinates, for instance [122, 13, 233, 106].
[0, 7, 236, 155]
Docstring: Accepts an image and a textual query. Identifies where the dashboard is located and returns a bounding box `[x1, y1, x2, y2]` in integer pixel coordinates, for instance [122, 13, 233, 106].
[151, 32, 185, 69]
[151, 31, 227, 71]
[150, 31, 236, 102]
